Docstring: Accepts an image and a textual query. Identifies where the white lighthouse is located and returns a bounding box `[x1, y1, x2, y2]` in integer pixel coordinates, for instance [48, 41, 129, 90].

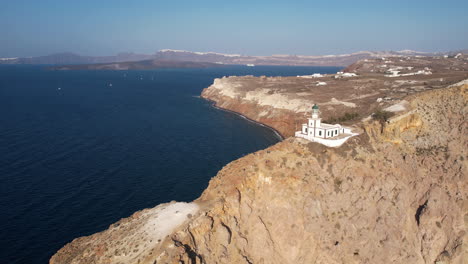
[295, 104, 357, 147]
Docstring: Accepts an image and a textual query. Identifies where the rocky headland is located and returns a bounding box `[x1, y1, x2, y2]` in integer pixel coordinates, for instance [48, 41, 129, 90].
[202, 55, 468, 138]
[51, 56, 467, 264]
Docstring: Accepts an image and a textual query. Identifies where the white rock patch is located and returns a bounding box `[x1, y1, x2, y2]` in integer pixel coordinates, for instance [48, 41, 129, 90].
[210, 78, 244, 98]
[384, 100, 409, 112]
[449, 78, 468, 87]
[112, 202, 199, 263]
[323, 98, 357, 108]
[144, 202, 199, 239]
[244, 89, 311, 112]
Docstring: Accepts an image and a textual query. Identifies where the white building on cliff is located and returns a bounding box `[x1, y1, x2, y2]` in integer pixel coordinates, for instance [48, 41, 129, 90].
[295, 104, 357, 147]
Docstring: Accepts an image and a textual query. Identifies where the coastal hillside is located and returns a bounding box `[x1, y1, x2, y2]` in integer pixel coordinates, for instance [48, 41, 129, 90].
[153, 49, 441, 67]
[50, 58, 467, 264]
[202, 55, 468, 137]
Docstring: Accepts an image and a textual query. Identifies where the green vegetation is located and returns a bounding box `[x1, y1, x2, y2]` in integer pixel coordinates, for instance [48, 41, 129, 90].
[324, 112, 359, 123]
[372, 110, 394, 132]
[372, 110, 394, 124]
[334, 178, 343, 193]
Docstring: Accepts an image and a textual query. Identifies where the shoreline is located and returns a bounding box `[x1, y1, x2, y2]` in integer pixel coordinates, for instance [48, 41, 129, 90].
[201, 97, 285, 141]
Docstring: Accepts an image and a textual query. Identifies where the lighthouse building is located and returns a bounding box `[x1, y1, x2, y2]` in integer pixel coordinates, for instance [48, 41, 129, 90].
[295, 104, 358, 147]
[299, 104, 345, 139]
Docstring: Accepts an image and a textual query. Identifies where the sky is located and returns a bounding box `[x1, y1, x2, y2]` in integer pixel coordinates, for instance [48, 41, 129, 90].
[1, 0, 467, 57]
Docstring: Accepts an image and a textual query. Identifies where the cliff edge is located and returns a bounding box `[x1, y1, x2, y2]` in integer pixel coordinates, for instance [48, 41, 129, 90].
[51, 83, 467, 264]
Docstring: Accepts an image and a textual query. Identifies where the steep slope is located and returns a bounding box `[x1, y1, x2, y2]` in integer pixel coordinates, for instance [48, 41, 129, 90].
[51, 83, 467, 264]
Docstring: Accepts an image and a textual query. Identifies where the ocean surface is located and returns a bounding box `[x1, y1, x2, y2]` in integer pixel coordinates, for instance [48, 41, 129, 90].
[0, 65, 341, 263]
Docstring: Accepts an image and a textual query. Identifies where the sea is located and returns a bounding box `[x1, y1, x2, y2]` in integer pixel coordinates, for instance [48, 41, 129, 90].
[0, 65, 341, 263]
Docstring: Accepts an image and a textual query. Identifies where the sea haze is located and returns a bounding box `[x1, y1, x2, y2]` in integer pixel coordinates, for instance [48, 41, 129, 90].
[0, 65, 341, 263]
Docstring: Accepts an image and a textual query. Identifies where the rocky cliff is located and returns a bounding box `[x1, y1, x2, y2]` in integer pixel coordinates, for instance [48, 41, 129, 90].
[51, 80, 467, 263]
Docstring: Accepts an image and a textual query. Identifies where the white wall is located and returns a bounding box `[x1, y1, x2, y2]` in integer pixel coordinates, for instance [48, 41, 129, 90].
[295, 131, 359, 148]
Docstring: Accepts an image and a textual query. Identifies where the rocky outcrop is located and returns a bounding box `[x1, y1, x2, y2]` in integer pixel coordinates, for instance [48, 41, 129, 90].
[201, 77, 304, 137]
[51, 84, 467, 264]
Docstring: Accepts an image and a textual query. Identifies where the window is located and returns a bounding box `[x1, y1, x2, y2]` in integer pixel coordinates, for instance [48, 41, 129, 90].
[335, 130, 338, 135]
[319, 131, 322, 136]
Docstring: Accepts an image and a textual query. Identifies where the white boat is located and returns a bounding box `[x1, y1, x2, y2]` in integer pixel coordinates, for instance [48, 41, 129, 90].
[246, 64, 255, 67]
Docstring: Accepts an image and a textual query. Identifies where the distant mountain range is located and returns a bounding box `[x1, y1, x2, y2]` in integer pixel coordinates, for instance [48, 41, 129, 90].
[49, 60, 225, 70]
[152, 49, 468, 66]
[1, 49, 467, 67]
[0, 52, 154, 65]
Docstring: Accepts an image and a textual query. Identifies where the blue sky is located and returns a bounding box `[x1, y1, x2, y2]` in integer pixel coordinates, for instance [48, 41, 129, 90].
[1, 0, 467, 57]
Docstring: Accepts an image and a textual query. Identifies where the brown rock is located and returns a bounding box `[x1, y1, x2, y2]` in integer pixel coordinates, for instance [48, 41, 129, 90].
[51, 83, 467, 263]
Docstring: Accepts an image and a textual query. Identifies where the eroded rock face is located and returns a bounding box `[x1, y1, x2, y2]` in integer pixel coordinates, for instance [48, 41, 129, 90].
[201, 76, 307, 137]
[51, 85, 467, 264]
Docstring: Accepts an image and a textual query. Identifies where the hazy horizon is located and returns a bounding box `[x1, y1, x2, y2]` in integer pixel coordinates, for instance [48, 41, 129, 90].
[3, 48, 468, 59]
[2, 0, 467, 57]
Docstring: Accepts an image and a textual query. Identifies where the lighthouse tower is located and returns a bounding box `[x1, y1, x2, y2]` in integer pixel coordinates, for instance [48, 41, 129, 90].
[310, 104, 321, 127]
[301, 104, 321, 137]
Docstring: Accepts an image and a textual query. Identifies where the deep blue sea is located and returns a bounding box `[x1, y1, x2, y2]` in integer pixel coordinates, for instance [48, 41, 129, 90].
[0, 65, 341, 263]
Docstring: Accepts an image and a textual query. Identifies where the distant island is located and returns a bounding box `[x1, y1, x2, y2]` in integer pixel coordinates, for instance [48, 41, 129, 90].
[3, 49, 468, 67]
[48, 59, 225, 70]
